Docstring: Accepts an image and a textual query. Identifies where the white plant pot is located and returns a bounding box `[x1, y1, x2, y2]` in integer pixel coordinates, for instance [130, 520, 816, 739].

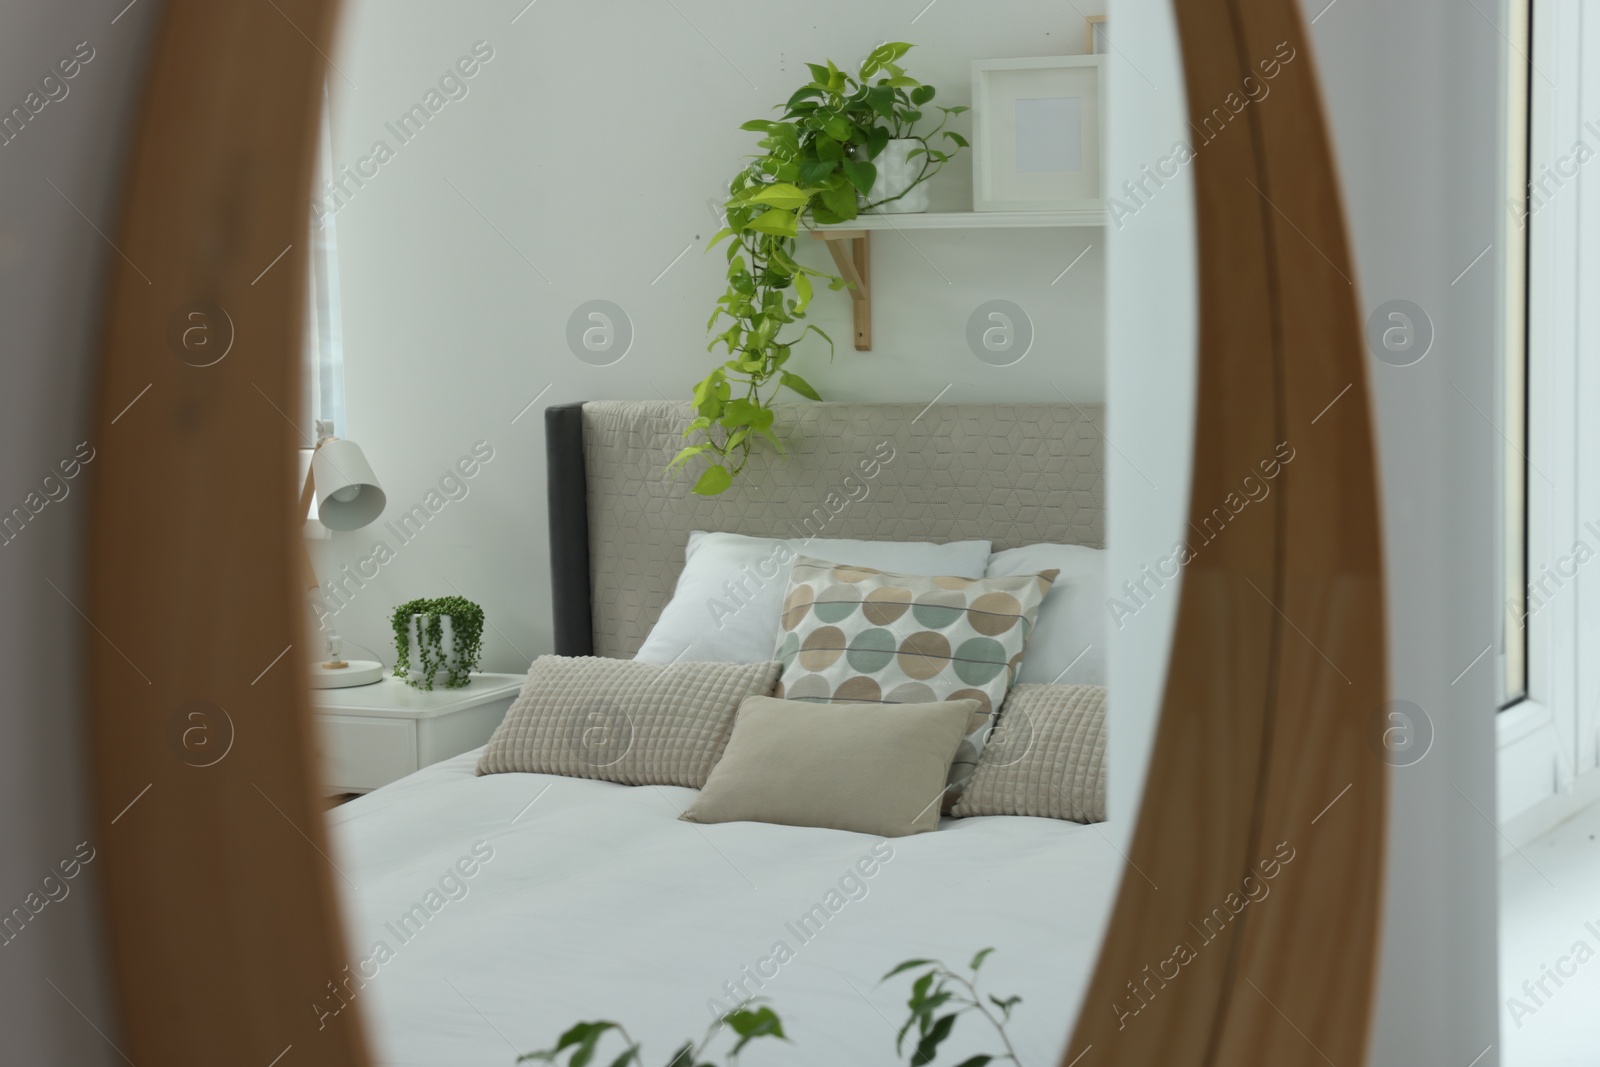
[404, 613, 465, 689]
[860, 138, 930, 214]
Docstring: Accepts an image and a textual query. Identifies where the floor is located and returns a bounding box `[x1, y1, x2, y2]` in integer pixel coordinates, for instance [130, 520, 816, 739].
[1500, 799, 1600, 1066]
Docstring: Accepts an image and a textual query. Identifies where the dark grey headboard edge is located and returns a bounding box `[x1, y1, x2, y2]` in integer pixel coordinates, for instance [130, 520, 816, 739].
[545, 403, 594, 656]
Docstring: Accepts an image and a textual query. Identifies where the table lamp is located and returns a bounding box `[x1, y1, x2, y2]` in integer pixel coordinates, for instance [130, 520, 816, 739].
[302, 420, 387, 688]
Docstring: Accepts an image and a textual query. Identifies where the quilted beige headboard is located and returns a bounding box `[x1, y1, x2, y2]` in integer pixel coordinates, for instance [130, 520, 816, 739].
[547, 400, 1105, 659]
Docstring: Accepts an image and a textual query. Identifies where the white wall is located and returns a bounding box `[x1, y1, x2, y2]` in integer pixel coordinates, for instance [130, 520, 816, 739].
[0, 0, 162, 1061]
[314, 0, 1106, 670]
[1101, 1, 1195, 835]
[1306, 0, 1503, 1063]
[1080, 0, 1196, 1039]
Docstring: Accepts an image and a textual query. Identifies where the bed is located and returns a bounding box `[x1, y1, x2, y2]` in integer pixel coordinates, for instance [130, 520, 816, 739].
[330, 753, 1120, 1066]
[330, 400, 1116, 1066]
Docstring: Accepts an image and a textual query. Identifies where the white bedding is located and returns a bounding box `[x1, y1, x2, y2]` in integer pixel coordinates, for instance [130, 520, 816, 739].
[328, 750, 1120, 1067]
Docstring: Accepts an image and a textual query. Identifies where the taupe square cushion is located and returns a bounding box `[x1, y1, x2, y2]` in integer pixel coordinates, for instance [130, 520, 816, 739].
[476, 656, 780, 787]
[681, 696, 977, 837]
[951, 684, 1107, 823]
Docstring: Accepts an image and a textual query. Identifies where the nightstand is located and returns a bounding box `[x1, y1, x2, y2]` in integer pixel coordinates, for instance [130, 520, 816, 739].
[310, 671, 525, 794]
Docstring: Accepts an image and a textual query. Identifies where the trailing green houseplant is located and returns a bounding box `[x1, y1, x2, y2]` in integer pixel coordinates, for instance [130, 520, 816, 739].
[671, 42, 968, 496]
[390, 595, 485, 690]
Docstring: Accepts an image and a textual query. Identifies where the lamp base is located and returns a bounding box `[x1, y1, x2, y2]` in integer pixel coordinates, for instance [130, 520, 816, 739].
[308, 659, 385, 689]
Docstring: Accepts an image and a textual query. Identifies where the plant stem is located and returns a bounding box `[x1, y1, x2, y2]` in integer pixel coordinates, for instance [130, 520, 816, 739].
[946, 973, 1021, 1065]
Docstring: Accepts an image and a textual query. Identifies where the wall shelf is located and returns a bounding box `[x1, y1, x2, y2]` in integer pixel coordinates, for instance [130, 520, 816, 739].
[813, 208, 1106, 231]
[808, 209, 1105, 350]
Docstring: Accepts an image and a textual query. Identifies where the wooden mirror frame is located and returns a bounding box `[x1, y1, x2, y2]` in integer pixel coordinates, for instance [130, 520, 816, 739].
[85, 1, 1383, 1065]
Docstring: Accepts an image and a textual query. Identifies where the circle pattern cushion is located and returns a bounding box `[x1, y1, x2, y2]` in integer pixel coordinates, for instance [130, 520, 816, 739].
[772, 555, 1059, 799]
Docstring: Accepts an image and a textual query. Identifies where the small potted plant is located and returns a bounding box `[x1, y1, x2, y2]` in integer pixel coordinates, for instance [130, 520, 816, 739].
[390, 596, 485, 690]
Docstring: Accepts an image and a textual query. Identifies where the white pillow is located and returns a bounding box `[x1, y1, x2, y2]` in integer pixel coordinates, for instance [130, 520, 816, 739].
[634, 532, 993, 664]
[985, 543, 1107, 686]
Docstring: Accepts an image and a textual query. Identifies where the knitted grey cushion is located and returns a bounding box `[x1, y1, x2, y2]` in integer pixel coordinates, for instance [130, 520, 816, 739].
[476, 656, 781, 787]
[951, 684, 1107, 823]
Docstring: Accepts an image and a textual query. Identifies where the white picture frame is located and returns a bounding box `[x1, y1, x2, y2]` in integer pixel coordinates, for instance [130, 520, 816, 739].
[970, 55, 1106, 213]
[1085, 16, 1109, 56]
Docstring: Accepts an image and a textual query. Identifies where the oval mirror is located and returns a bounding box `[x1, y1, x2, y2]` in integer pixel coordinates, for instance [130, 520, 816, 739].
[83, 1, 1383, 1065]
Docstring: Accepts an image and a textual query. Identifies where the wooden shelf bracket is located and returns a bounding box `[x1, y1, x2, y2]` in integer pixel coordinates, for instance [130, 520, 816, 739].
[810, 229, 871, 350]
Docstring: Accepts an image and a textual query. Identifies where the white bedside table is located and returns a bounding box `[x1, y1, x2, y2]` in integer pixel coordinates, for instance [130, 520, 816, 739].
[310, 671, 525, 794]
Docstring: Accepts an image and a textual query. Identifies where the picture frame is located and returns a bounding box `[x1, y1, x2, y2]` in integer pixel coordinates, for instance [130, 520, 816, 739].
[970, 55, 1106, 212]
[1085, 15, 1109, 55]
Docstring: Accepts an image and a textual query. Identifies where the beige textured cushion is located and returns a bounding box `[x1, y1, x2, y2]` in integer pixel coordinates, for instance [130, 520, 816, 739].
[476, 656, 780, 787]
[681, 696, 976, 837]
[951, 684, 1107, 823]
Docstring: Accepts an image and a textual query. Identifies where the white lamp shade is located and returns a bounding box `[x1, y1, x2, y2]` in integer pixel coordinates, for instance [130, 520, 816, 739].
[312, 437, 386, 531]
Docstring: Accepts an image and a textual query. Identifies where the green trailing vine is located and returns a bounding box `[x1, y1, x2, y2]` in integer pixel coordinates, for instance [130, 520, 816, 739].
[516, 948, 1023, 1066]
[391, 595, 484, 690]
[671, 42, 967, 496]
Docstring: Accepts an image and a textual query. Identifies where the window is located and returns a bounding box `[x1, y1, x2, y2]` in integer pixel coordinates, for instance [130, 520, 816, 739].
[300, 88, 346, 525]
[1502, 0, 1531, 708]
[1499, 0, 1600, 828]
[303, 86, 346, 444]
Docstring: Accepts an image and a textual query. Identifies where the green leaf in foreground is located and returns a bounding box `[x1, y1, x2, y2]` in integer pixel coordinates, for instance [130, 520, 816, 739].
[724, 1006, 787, 1054]
[883, 950, 1024, 1067]
[910, 1013, 958, 1065]
[882, 958, 938, 983]
[521, 951, 1023, 1067]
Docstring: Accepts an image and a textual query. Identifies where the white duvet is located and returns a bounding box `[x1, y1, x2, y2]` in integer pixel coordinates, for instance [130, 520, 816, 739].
[327, 750, 1120, 1067]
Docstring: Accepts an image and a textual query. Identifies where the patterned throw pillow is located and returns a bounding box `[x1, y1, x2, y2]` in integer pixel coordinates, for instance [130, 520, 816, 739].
[773, 556, 1057, 793]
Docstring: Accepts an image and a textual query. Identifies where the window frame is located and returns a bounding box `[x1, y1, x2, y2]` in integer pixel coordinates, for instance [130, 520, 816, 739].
[1498, 0, 1600, 833]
